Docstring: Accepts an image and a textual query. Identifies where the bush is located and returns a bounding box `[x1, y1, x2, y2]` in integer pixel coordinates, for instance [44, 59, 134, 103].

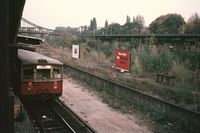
[175, 51, 200, 70]
[138, 44, 173, 73]
[169, 62, 193, 87]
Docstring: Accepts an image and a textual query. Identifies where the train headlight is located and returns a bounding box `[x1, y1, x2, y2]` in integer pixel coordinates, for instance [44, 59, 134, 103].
[53, 81, 58, 90]
[27, 86, 32, 91]
[53, 86, 58, 89]
[27, 81, 33, 91]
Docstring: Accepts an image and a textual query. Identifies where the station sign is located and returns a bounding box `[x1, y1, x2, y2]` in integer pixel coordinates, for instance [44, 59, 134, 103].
[72, 45, 80, 59]
[115, 50, 131, 72]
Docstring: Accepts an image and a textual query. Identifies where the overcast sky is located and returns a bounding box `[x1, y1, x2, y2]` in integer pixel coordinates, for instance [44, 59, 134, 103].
[22, 0, 200, 29]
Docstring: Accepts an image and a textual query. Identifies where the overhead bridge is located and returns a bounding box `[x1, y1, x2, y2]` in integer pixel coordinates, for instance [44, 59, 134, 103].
[19, 17, 60, 36]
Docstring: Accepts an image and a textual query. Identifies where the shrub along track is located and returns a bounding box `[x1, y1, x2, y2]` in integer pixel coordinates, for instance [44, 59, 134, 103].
[64, 63, 200, 133]
[22, 98, 96, 133]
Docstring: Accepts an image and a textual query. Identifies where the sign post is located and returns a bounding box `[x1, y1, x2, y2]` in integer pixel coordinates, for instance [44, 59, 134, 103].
[115, 50, 131, 72]
[72, 45, 80, 59]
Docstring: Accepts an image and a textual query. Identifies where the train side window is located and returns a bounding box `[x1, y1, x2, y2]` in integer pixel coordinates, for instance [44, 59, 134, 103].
[23, 67, 33, 80]
[53, 67, 61, 79]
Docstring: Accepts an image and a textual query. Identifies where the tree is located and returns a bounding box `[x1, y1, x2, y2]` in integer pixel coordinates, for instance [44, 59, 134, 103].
[107, 23, 121, 34]
[135, 15, 145, 33]
[135, 15, 145, 27]
[123, 22, 140, 34]
[149, 13, 185, 34]
[89, 17, 97, 31]
[185, 13, 200, 34]
[89, 19, 93, 31]
[126, 15, 131, 24]
[93, 17, 97, 30]
[123, 15, 145, 34]
[132, 16, 136, 23]
[105, 20, 108, 28]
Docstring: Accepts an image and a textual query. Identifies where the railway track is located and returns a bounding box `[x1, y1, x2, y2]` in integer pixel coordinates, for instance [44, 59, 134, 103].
[23, 99, 96, 133]
[64, 63, 200, 133]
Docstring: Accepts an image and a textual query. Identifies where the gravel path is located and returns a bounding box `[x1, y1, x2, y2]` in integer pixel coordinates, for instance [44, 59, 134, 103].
[60, 78, 152, 133]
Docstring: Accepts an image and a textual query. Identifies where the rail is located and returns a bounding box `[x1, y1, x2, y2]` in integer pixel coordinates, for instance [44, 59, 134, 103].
[23, 99, 96, 133]
[52, 99, 96, 133]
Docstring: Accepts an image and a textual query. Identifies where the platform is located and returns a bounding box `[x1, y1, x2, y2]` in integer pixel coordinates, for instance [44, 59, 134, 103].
[14, 96, 36, 133]
[14, 96, 22, 119]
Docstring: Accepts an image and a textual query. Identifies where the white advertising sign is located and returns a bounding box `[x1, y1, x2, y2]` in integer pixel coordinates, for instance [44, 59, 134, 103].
[72, 45, 80, 59]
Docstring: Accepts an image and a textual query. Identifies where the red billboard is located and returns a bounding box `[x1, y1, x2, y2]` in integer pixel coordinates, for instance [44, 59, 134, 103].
[115, 50, 131, 72]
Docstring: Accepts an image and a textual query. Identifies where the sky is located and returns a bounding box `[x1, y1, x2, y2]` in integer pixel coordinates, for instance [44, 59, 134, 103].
[22, 0, 200, 29]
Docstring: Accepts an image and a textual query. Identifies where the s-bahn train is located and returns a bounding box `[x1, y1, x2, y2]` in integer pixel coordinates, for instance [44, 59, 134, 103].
[14, 49, 63, 98]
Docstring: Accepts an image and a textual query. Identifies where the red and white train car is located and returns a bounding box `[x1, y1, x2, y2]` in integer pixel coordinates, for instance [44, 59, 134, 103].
[17, 49, 63, 98]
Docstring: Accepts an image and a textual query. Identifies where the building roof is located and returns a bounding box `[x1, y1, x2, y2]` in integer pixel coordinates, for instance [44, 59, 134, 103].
[17, 35, 45, 45]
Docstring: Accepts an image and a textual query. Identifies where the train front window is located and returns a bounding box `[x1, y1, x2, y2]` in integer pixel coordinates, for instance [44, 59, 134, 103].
[36, 69, 50, 79]
[23, 67, 33, 80]
[36, 65, 51, 79]
[53, 67, 62, 79]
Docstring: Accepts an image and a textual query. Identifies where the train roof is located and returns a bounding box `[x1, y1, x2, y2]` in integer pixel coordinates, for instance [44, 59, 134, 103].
[18, 49, 63, 65]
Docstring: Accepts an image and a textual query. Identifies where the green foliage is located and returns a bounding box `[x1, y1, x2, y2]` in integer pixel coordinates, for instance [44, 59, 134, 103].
[48, 37, 67, 47]
[89, 17, 97, 31]
[174, 51, 200, 70]
[170, 62, 193, 84]
[93, 15, 145, 35]
[123, 22, 141, 34]
[169, 62, 197, 105]
[102, 44, 114, 57]
[126, 15, 131, 24]
[83, 39, 116, 58]
[149, 13, 185, 34]
[138, 44, 173, 73]
[138, 44, 152, 72]
[123, 15, 145, 34]
[97, 23, 122, 35]
[151, 110, 167, 123]
[135, 15, 145, 26]
[104, 19, 108, 28]
[107, 23, 122, 34]
[87, 39, 98, 50]
[129, 39, 141, 48]
[185, 13, 200, 34]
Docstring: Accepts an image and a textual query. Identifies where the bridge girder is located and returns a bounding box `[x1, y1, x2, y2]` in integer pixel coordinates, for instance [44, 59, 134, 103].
[19, 17, 60, 35]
